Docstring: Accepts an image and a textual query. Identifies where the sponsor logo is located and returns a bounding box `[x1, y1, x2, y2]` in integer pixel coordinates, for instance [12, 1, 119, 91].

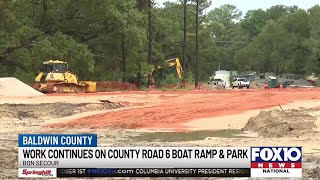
[19, 168, 56, 178]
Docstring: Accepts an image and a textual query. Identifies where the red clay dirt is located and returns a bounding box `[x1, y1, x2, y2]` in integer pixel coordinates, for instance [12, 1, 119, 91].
[96, 81, 139, 91]
[47, 88, 320, 129]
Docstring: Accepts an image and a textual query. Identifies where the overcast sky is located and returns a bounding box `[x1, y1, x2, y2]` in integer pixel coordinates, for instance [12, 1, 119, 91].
[155, 0, 319, 14]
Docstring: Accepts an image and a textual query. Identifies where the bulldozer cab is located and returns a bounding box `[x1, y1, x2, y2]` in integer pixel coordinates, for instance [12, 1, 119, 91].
[42, 60, 68, 73]
[38, 60, 68, 83]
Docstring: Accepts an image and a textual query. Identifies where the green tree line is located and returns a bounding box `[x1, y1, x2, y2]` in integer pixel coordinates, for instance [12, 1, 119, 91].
[0, 0, 319, 86]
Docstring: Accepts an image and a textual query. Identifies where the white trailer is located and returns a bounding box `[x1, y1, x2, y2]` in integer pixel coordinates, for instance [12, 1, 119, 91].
[210, 70, 231, 88]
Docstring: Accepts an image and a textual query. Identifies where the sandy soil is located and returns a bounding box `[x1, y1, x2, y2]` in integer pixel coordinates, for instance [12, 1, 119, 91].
[315, 118, 320, 132]
[0, 77, 44, 97]
[1, 88, 320, 179]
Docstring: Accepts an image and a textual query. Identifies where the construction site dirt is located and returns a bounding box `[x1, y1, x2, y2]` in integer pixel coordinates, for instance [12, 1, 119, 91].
[1, 88, 320, 179]
[47, 88, 320, 130]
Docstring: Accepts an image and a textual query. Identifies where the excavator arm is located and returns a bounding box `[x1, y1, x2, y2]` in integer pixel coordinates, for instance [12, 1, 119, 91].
[164, 58, 183, 80]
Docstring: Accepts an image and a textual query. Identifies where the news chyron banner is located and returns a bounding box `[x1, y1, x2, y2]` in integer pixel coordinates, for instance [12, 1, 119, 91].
[18, 134, 302, 178]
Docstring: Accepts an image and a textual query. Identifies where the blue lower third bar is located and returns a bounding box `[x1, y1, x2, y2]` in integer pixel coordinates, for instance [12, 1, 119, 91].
[18, 134, 97, 147]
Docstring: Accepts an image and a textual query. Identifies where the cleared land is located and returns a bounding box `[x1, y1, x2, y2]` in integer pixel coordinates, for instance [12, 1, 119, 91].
[1, 88, 320, 179]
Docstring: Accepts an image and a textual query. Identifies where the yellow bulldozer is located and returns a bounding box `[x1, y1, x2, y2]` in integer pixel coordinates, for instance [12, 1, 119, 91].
[33, 60, 96, 93]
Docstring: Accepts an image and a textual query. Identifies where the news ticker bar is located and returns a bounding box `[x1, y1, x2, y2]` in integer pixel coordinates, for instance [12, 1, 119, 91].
[18, 167, 304, 178]
[60, 168, 250, 177]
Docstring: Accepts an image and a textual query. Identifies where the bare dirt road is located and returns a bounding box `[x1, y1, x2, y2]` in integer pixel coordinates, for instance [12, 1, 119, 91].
[1, 88, 320, 179]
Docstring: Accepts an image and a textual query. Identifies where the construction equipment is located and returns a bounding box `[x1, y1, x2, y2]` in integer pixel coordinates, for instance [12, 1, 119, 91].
[143, 58, 183, 87]
[164, 58, 183, 80]
[33, 60, 96, 93]
[154, 58, 183, 80]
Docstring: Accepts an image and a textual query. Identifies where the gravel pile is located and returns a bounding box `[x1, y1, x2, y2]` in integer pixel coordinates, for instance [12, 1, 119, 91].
[288, 79, 313, 87]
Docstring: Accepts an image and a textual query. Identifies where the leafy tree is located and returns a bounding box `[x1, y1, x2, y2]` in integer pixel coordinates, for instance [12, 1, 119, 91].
[1, 0, 320, 86]
[305, 5, 320, 75]
[0, 1, 94, 80]
[236, 9, 312, 76]
[241, 5, 299, 39]
[241, 9, 269, 38]
[204, 4, 247, 76]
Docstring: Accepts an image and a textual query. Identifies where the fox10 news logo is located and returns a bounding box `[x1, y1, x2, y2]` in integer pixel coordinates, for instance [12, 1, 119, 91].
[250, 147, 302, 177]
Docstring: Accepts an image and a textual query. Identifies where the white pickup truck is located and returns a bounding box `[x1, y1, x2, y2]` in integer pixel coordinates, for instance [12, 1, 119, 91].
[232, 78, 250, 89]
[208, 78, 226, 88]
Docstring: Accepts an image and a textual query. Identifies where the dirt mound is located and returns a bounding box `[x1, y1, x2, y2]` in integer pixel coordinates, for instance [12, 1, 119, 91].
[161, 82, 195, 90]
[0, 110, 19, 119]
[249, 82, 266, 89]
[96, 81, 138, 91]
[214, 85, 225, 90]
[288, 79, 313, 87]
[305, 166, 320, 178]
[198, 82, 212, 90]
[190, 82, 216, 90]
[208, 85, 226, 90]
[0, 102, 125, 120]
[0, 77, 44, 97]
[243, 109, 318, 138]
[75, 102, 125, 112]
